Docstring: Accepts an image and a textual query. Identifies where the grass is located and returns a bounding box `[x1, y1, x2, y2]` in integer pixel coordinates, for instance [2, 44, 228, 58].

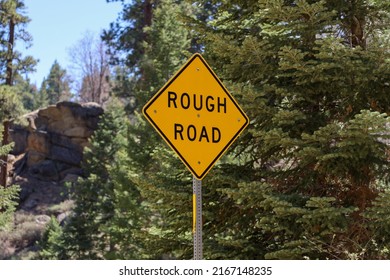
[46, 200, 74, 216]
[0, 212, 49, 259]
[0, 198, 75, 259]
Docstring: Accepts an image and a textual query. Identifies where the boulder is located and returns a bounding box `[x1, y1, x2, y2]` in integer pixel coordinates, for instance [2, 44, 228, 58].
[35, 215, 51, 225]
[57, 212, 72, 226]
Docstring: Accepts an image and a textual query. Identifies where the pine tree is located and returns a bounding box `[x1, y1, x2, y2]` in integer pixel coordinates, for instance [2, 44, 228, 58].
[44, 61, 72, 104]
[103, 0, 153, 79]
[112, 0, 197, 259]
[46, 100, 146, 259]
[0, 85, 25, 120]
[38, 2, 193, 253]
[122, 113, 193, 259]
[56, 0, 195, 252]
[48, 0, 390, 260]
[138, 0, 191, 102]
[37, 217, 66, 260]
[13, 74, 37, 111]
[103, 0, 192, 109]
[0, 127, 19, 229]
[0, 85, 22, 229]
[0, 0, 36, 85]
[33, 79, 49, 109]
[189, 0, 390, 259]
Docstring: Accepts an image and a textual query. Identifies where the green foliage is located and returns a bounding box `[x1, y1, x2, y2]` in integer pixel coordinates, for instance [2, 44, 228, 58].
[0, 125, 20, 230]
[43, 60, 72, 104]
[33, 79, 49, 109]
[103, 0, 153, 76]
[107, 0, 198, 259]
[59, 0, 196, 259]
[13, 74, 38, 111]
[42, 0, 390, 260]
[101, 143, 149, 259]
[37, 217, 65, 260]
[41, 100, 148, 259]
[0, 84, 22, 235]
[191, 0, 390, 259]
[0, 182, 19, 230]
[0, 0, 37, 85]
[0, 85, 25, 122]
[104, 0, 191, 111]
[129, 124, 194, 259]
[63, 101, 129, 259]
[142, 0, 191, 88]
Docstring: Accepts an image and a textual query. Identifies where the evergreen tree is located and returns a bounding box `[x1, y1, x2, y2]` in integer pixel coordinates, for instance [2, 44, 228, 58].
[138, 0, 191, 102]
[43, 60, 72, 104]
[13, 74, 37, 111]
[42, 0, 195, 259]
[0, 84, 25, 120]
[142, 0, 191, 86]
[0, 125, 19, 229]
[43, 100, 147, 259]
[131, 0, 200, 259]
[103, 0, 154, 113]
[0, 0, 36, 85]
[100, 119, 150, 259]
[37, 217, 66, 259]
[103, 0, 195, 259]
[189, 0, 390, 259]
[103, 0, 153, 79]
[104, 0, 192, 109]
[0, 85, 22, 229]
[42, 0, 390, 260]
[33, 79, 49, 109]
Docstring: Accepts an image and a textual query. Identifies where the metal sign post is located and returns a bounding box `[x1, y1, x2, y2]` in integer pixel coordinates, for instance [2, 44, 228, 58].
[193, 176, 202, 260]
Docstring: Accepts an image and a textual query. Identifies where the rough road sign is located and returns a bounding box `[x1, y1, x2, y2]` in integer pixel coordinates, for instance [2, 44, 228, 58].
[143, 53, 249, 179]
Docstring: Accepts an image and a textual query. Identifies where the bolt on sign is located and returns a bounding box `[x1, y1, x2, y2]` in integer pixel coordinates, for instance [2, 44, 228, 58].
[143, 53, 249, 180]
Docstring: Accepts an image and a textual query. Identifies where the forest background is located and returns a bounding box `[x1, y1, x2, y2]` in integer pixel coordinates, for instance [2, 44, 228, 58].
[0, 0, 390, 260]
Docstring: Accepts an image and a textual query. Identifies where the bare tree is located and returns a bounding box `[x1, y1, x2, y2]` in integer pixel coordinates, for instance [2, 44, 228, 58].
[68, 31, 111, 105]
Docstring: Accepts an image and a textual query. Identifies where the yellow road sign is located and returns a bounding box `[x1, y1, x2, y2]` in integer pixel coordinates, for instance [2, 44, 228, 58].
[143, 53, 249, 179]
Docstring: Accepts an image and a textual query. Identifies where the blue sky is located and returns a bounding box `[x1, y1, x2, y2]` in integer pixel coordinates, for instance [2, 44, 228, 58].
[23, 0, 123, 87]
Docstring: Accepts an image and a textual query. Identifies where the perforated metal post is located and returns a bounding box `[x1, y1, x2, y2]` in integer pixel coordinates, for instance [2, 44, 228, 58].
[193, 176, 203, 260]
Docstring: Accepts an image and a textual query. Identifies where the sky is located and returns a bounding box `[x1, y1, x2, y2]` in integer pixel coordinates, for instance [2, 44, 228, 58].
[23, 0, 123, 87]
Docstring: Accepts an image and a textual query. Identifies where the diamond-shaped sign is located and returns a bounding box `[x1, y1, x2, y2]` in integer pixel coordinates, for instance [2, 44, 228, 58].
[143, 53, 249, 180]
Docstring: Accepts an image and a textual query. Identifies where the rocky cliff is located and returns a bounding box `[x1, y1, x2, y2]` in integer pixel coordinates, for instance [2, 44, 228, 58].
[9, 101, 104, 181]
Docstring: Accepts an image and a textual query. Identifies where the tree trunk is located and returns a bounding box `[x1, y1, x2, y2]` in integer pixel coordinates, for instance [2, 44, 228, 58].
[0, 121, 9, 187]
[144, 0, 153, 28]
[351, 15, 365, 48]
[2, 14, 15, 186]
[139, 0, 153, 88]
[6, 17, 15, 86]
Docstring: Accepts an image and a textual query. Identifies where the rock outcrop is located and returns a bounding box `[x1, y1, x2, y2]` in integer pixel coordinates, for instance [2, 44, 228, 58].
[10, 101, 104, 181]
